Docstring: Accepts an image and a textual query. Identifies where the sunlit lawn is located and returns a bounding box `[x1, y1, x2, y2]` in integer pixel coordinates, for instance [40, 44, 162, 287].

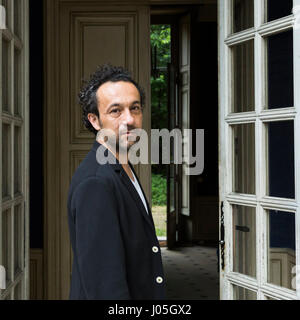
[152, 205, 167, 237]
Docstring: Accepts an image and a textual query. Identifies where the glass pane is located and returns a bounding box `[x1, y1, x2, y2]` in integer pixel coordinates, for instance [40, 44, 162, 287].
[267, 121, 295, 199]
[232, 0, 254, 33]
[14, 48, 22, 116]
[268, 210, 296, 291]
[267, 30, 293, 109]
[2, 38, 10, 112]
[2, 123, 11, 199]
[14, 280, 23, 299]
[2, 209, 12, 284]
[266, 0, 293, 22]
[232, 40, 254, 113]
[232, 123, 255, 194]
[14, 126, 22, 194]
[233, 285, 257, 300]
[233, 205, 256, 278]
[14, 205, 23, 275]
[4, 293, 12, 300]
[14, 0, 21, 38]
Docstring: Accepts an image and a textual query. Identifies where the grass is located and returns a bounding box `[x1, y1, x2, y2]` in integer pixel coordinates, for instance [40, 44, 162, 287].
[155, 227, 166, 237]
[152, 173, 167, 237]
[152, 173, 167, 206]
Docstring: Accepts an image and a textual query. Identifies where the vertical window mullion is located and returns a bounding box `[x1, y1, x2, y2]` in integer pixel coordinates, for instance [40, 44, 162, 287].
[0, 32, 2, 114]
[9, 123, 14, 289]
[0, 29, 3, 281]
[10, 1, 16, 299]
[254, 0, 265, 298]
[8, 37, 13, 115]
[0, 200, 1, 294]
[23, 0, 29, 300]
[219, 0, 232, 300]
[293, 0, 300, 298]
[11, 41, 14, 116]
[10, 206, 14, 285]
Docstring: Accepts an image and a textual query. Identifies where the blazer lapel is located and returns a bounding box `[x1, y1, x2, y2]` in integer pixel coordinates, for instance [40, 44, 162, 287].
[119, 167, 156, 232]
[93, 140, 156, 232]
[128, 162, 156, 226]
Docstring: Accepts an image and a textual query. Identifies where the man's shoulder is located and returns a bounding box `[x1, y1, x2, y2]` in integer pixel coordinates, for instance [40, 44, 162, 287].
[74, 175, 113, 198]
[67, 147, 114, 207]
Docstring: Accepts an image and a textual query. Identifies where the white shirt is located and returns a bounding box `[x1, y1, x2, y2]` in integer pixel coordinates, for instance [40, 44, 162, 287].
[129, 168, 149, 215]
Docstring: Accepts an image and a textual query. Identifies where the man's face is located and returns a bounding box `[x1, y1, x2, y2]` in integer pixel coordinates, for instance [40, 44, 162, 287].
[93, 81, 143, 152]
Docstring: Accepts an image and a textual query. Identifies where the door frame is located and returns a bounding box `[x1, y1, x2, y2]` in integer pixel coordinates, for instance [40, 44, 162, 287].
[218, 0, 300, 300]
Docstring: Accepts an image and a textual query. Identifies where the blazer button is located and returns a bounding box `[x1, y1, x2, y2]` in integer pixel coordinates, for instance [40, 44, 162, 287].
[156, 276, 163, 284]
[152, 246, 159, 253]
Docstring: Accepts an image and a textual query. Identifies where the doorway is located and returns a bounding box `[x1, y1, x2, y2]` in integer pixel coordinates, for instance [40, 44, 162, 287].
[150, 5, 219, 299]
[150, 24, 171, 246]
[39, 0, 219, 300]
[150, 6, 219, 249]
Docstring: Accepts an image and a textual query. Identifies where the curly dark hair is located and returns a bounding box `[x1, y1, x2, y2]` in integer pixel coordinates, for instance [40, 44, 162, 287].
[78, 64, 146, 135]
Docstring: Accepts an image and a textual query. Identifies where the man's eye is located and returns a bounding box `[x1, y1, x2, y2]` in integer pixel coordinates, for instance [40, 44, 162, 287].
[111, 109, 120, 114]
[132, 106, 141, 111]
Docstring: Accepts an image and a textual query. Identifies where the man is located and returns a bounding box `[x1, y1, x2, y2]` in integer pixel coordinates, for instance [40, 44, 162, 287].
[67, 64, 166, 300]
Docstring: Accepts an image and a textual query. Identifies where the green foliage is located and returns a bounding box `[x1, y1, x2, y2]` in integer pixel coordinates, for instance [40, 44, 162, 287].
[155, 228, 167, 237]
[150, 25, 171, 69]
[150, 26, 170, 237]
[152, 173, 167, 206]
[151, 25, 171, 131]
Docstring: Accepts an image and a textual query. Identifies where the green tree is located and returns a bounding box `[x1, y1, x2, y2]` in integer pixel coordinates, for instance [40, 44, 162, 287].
[151, 25, 171, 132]
[151, 25, 171, 178]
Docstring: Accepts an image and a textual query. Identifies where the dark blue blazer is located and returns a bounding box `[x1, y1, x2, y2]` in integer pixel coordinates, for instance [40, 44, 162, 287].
[67, 140, 166, 300]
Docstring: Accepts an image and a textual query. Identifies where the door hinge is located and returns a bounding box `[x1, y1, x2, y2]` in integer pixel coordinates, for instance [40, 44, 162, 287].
[219, 201, 225, 270]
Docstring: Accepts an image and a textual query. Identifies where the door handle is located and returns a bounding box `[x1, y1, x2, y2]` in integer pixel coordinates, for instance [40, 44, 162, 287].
[220, 201, 225, 270]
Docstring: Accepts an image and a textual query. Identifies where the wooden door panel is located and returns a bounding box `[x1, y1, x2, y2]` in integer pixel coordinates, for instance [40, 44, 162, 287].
[70, 13, 138, 143]
[45, 0, 151, 299]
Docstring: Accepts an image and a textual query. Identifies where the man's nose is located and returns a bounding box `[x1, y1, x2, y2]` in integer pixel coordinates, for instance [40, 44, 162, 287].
[122, 108, 135, 125]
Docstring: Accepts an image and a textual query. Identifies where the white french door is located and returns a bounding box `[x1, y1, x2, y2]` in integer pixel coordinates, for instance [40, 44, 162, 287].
[0, 0, 29, 300]
[179, 14, 190, 219]
[219, 0, 300, 299]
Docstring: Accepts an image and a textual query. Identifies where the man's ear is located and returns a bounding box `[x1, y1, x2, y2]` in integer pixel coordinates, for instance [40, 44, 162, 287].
[87, 113, 101, 131]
